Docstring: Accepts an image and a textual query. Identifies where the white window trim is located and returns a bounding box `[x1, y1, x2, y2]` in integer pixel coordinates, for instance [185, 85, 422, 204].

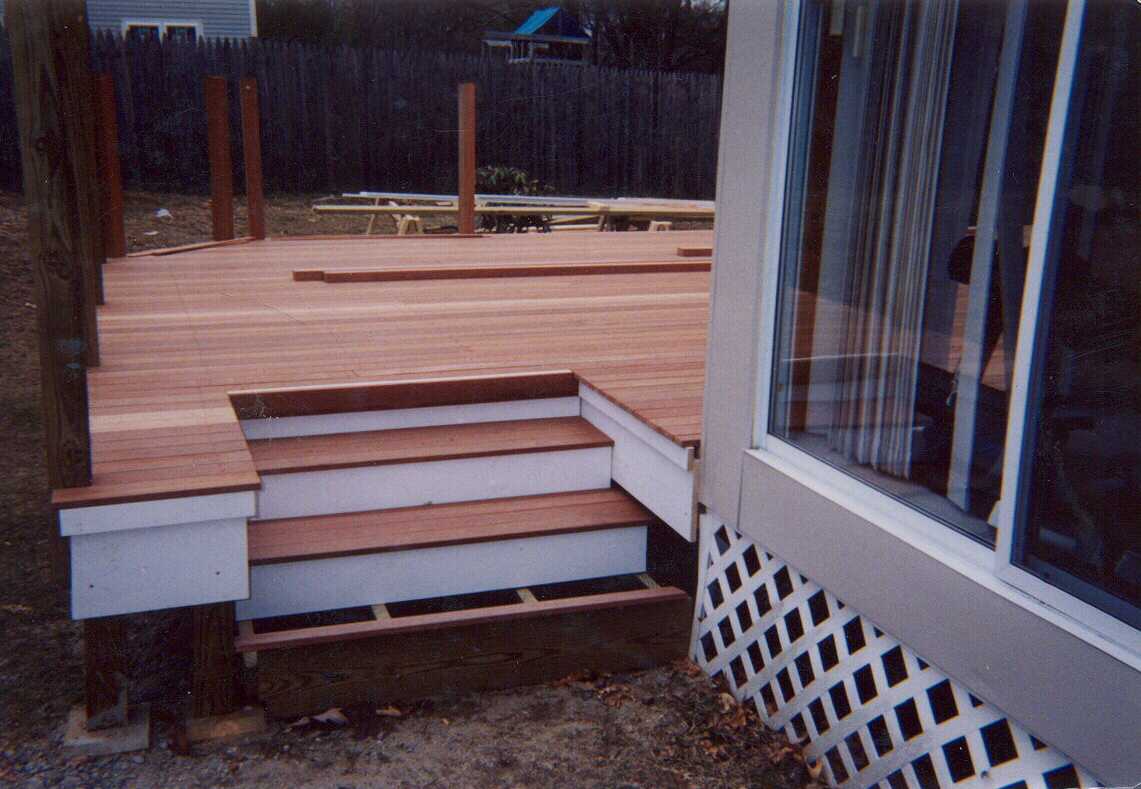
[122, 19, 205, 40]
[749, 0, 1140, 662]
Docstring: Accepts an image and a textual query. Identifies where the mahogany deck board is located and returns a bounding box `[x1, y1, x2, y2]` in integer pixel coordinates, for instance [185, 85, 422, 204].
[248, 488, 652, 564]
[58, 231, 715, 507]
[248, 416, 612, 475]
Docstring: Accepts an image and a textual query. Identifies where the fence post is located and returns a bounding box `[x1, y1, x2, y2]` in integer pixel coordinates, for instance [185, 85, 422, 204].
[239, 78, 266, 240]
[457, 82, 476, 236]
[94, 74, 125, 259]
[205, 76, 234, 241]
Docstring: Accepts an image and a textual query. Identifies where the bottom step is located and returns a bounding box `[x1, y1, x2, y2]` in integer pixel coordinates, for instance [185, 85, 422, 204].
[240, 575, 692, 718]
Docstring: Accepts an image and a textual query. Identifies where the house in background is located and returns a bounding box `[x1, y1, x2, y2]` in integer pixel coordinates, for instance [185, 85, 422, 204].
[696, 0, 1139, 785]
[483, 7, 590, 65]
[0, 0, 258, 40]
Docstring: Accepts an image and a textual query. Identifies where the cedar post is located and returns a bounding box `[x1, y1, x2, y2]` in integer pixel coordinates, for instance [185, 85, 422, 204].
[191, 602, 240, 718]
[205, 76, 234, 241]
[457, 82, 476, 236]
[93, 74, 126, 259]
[84, 617, 128, 728]
[239, 78, 266, 240]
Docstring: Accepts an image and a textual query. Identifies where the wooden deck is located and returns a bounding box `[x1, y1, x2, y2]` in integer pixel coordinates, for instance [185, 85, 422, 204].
[54, 231, 713, 508]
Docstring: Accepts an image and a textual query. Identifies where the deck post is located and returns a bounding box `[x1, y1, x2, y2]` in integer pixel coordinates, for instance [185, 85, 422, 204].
[190, 602, 241, 719]
[205, 76, 235, 242]
[6, 0, 98, 492]
[84, 617, 128, 728]
[457, 82, 477, 235]
[93, 74, 126, 260]
[239, 78, 266, 240]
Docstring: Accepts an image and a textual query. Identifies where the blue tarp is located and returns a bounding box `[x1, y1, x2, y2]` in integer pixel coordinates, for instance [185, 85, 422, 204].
[514, 7, 589, 39]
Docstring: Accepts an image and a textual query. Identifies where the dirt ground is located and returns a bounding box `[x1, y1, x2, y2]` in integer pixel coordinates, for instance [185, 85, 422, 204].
[0, 191, 810, 788]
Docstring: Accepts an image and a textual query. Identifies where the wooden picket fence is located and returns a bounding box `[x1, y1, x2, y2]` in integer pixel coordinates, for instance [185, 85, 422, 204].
[0, 32, 722, 199]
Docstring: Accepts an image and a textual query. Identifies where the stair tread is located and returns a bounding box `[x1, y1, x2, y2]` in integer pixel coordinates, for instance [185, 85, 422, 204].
[248, 416, 611, 475]
[235, 584, 687, 652]
[248, 488, 651, 565]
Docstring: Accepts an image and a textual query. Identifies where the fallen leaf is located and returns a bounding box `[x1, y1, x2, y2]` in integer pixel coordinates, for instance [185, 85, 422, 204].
[284, 716, 311, 731]
[312, 708, 349, 726]
[0, 604, 34, 616]
[718, 692, 737, 713]
[375, 706, 404, 718]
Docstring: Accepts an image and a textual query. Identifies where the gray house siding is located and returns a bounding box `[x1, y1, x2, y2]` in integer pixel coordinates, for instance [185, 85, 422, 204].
[0, 0, 257, 38]
[89, 0, 256, 38]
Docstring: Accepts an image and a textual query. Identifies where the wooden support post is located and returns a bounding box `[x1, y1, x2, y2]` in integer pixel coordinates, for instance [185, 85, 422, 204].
[84, 617, 128, 729]
[205, 76, 234, 242]
[191, 602, 240, 719]
[239, 78, 266, 240]
[457, 82, 476, 236]
[6, 0, 99, 493]
[93, 74, 125, 259]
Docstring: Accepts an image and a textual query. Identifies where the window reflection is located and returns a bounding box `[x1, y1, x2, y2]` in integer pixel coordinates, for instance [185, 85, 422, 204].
[1019, 0, 1140, 622]
[771, 1, 1064, 544]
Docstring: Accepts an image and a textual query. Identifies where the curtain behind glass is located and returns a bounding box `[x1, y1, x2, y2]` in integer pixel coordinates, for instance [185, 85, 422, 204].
[828, 0, 960, 479]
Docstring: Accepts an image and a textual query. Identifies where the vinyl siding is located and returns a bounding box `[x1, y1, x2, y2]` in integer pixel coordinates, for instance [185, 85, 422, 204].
[0, 0, 256, 38]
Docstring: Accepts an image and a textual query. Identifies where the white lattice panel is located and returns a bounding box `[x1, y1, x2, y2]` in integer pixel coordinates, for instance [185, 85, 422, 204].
[691, 514, 1101, 789]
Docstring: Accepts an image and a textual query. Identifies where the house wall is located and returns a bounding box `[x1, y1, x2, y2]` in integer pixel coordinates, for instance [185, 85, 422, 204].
[0, 0, 257, 38]
[89, 0, 256, 37]
[699, 1, 1140, 785]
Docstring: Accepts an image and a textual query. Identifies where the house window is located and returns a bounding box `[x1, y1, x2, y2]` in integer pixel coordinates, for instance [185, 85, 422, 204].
[123, 21, 202, 43]
[767, 0, 1138, 628]
[125, 24, 161, 43]
[1013, 0, 1140, 626]
[770, 0, 1065, 545]
[165, 25, 198, 43]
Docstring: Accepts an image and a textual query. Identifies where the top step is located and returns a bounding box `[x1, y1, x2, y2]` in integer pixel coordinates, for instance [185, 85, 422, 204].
[248, 416, 611, 475]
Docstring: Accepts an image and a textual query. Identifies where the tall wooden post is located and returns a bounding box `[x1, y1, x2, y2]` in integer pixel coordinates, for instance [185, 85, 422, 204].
[191, 602, 240, 719]
[93, 74, 125, 259]
[6, 0, 99, 491]
[205, 77, 235, 242]
[457, 82, 476, 236]
[239, 78, 266, 240]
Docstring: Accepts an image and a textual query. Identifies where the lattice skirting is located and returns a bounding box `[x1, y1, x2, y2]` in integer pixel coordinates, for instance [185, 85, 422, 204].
[691, 513, 1101, 789]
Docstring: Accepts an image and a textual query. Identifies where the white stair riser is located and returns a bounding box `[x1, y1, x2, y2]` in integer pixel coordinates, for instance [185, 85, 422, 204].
[255, 446, 612, 520]
[236, 525, 648, 620]
[240, 397, 580, 440]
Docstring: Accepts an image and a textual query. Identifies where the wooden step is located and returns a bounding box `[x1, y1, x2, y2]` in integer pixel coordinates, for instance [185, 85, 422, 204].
[248, 488, 652, 565]
[239, 579, 693, 718]
[248, 416, 611, 475]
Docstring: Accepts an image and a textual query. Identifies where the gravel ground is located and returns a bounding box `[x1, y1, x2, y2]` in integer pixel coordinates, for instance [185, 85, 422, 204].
[0, 191, 810, 788]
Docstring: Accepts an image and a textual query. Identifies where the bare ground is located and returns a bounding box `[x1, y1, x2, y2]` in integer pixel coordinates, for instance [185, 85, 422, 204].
[0, 192, 809, 788]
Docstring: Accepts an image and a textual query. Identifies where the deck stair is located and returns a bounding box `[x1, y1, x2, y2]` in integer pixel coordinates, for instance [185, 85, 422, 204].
[234, 407, 693, 714]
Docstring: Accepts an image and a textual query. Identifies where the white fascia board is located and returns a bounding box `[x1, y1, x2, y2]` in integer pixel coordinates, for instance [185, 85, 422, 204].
[59, 491, 257, 537]
[71, 517, 249, 619]
[578, 383, 694, 470]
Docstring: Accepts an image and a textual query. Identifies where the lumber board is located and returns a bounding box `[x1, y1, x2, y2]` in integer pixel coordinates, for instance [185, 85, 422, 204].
[248, 487, 651, 564]
[313, 260, 711, 282]
[314, 204, 715, 218]
[230, 370, 578, 419]
[247, 416, 612, 475]
[252, 588, 691, 717]
[676, 245, 713, 257]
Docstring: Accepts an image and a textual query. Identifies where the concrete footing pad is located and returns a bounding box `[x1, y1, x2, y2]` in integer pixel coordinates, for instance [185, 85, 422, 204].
[186, 707, 267, 742]
[63, 704, 151, 756]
